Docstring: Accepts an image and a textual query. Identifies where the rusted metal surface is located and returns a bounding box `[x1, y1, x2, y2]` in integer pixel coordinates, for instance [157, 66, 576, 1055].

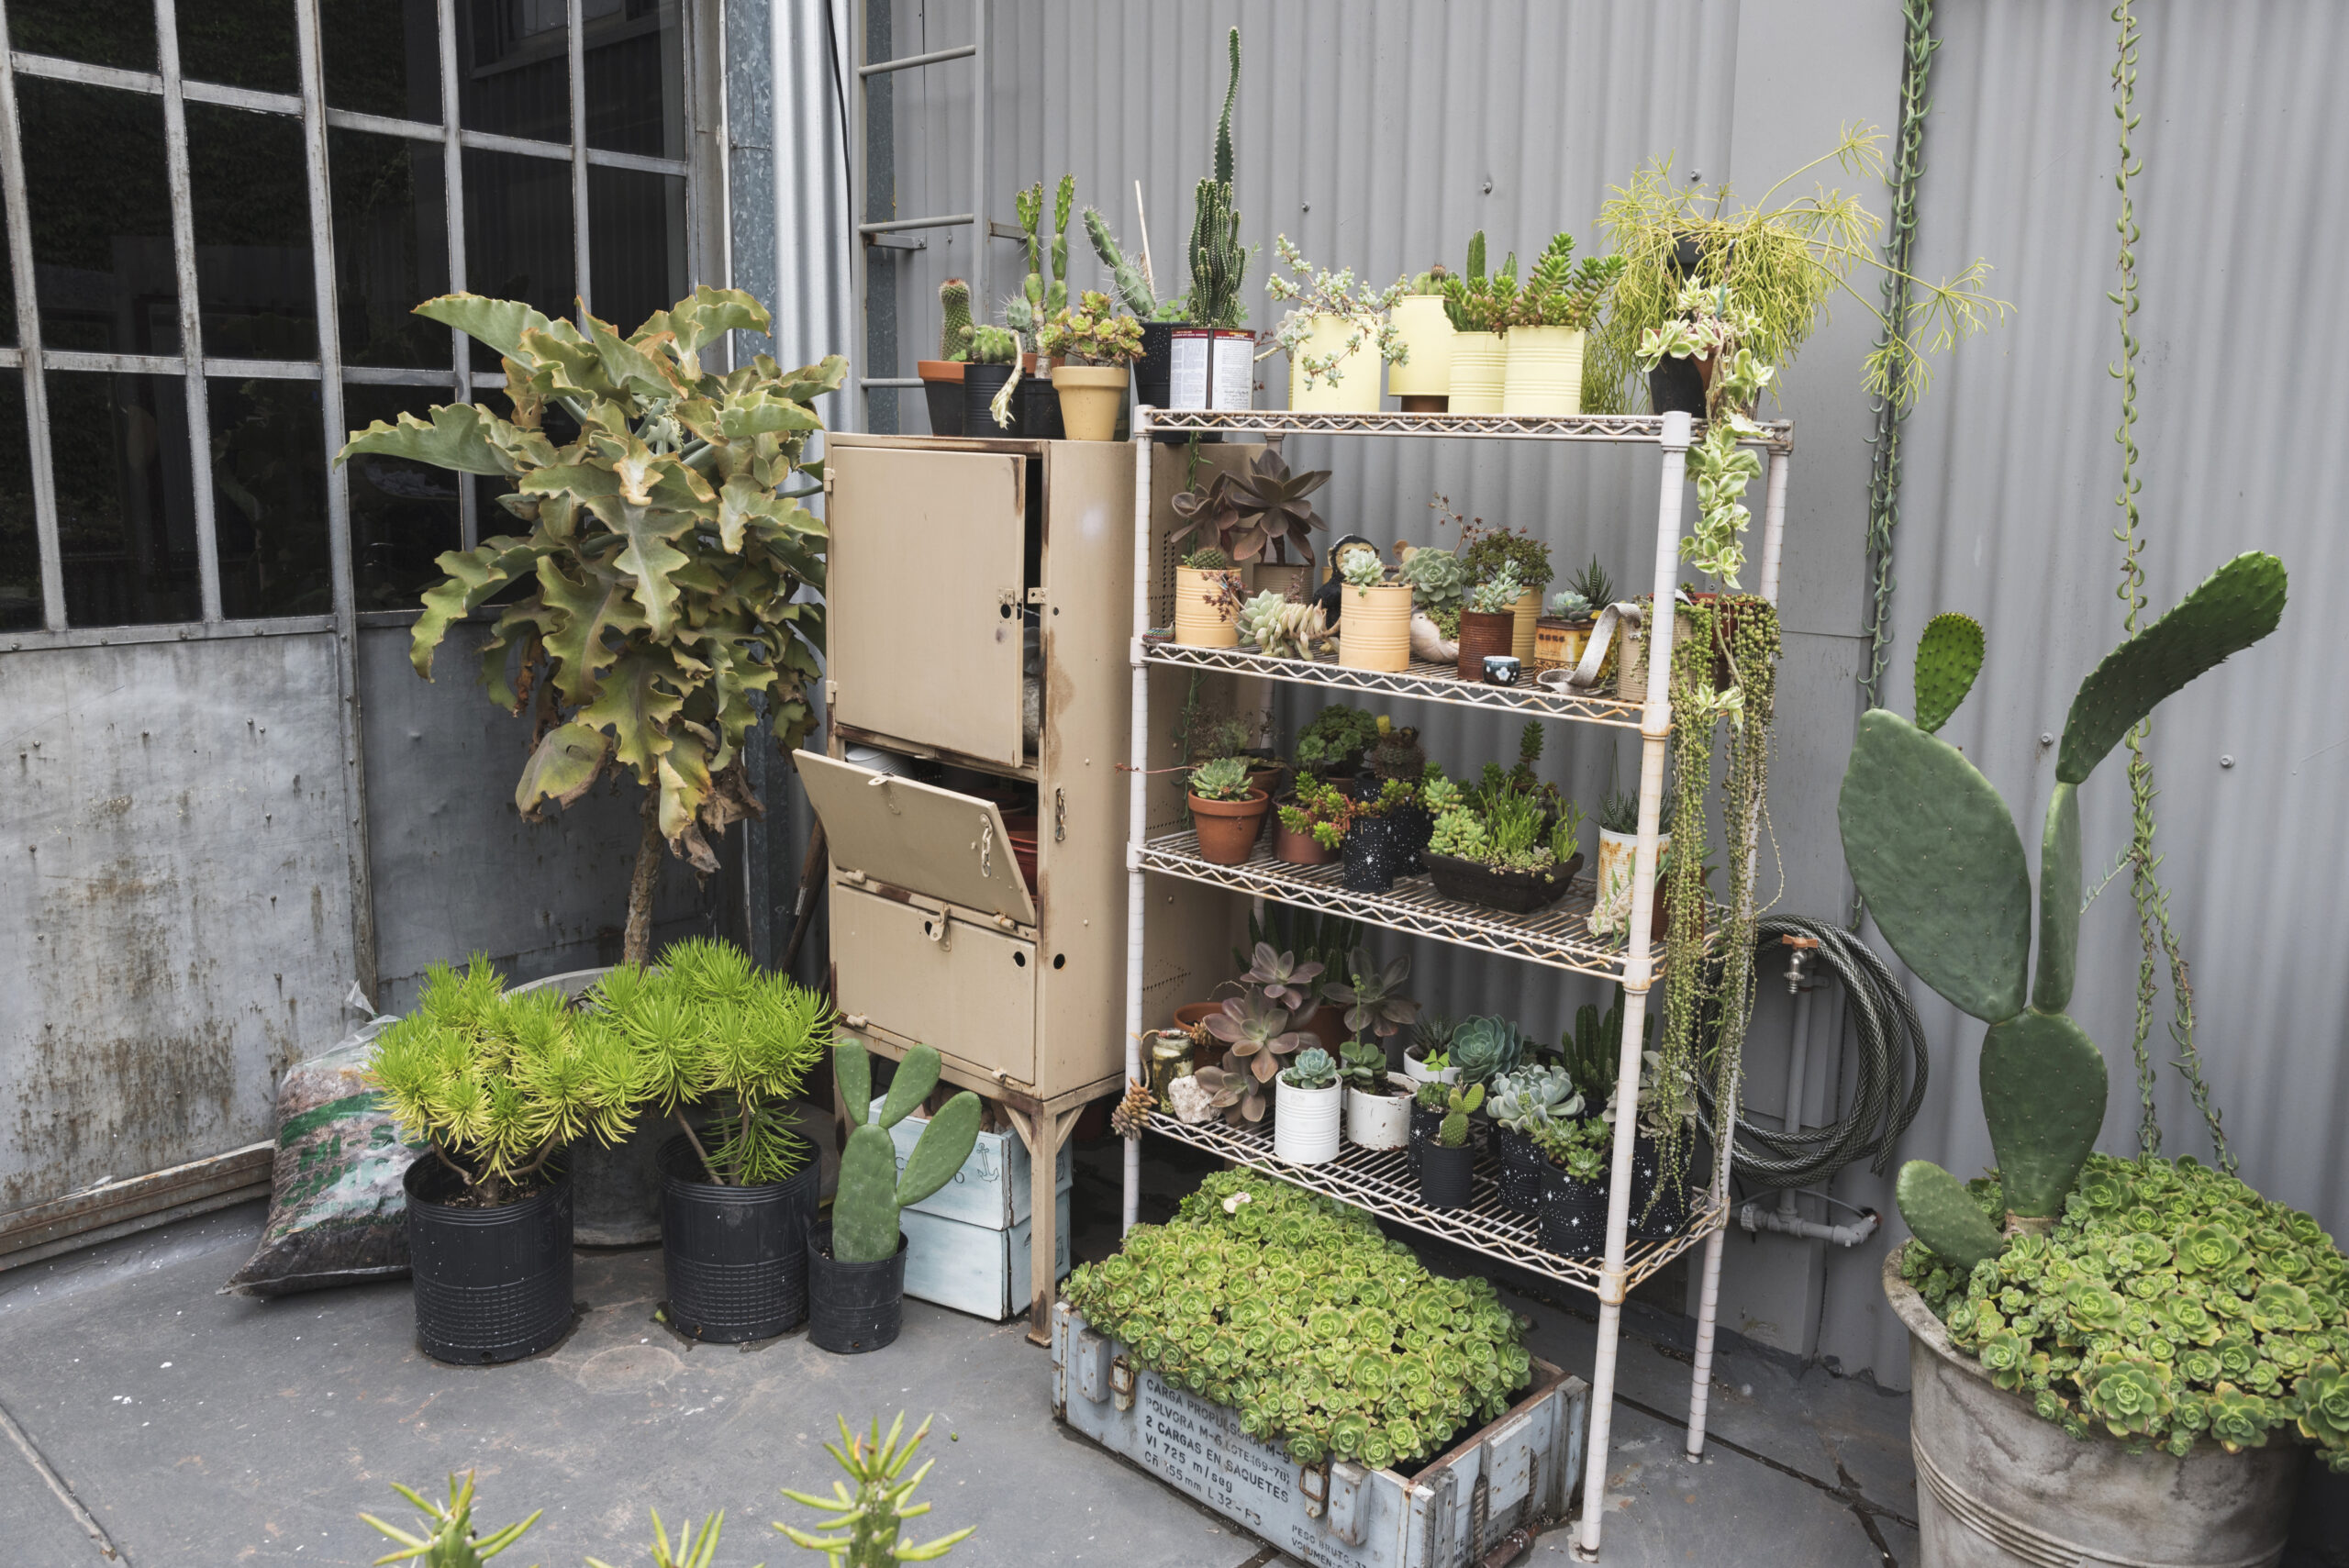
[0, 1142, 270, 1269]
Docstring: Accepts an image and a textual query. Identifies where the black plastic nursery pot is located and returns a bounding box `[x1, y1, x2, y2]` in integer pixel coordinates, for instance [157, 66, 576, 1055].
[1538, 1159, 1609, 1257]
[1417, 1140, 1475, 1208]
[656, 1135, 819, 1343]
[921, 375, 966, 438]
[1492, 1125, 1546, 1214]
[1647, 358, 1707, 417]
[402, 1160, 574, 1365]
[807, 1223, 909, 1354]
[1019, 369, 1066, 439]
[1341, 817, 1406, 893]
[963, 363, 1022, 436]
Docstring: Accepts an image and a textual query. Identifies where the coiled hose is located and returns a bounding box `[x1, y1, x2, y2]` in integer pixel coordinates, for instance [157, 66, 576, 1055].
[1696, 914, 1930, 1191]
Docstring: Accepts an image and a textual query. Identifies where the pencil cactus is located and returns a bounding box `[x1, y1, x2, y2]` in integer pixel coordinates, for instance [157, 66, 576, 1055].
[1910, 611, 1983, 735]
[361, 1473, 539, 1566]
[1841, 552, 2286, 1268]
[832, 1041, 983, 1263]
[777, 1412, 974, 1567]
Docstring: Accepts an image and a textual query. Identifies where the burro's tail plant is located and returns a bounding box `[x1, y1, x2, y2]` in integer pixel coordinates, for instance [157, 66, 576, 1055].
[1840, 552, 2286, 1269]
[831, 1041, 983, 1263]
[777, 1412, 973, 1566]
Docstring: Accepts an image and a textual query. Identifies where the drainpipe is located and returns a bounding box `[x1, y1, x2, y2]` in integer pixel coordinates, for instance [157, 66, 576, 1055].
[1740, 1202, 1880, 1248]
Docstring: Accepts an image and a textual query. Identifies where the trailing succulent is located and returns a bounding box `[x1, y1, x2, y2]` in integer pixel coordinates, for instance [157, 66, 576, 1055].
[1902, 1153, 2349, 1468]
[1065, 1173, 1533, 1470]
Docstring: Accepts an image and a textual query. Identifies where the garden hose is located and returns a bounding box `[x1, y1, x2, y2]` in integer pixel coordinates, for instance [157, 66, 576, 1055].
[1696, 915, 1930, 1192]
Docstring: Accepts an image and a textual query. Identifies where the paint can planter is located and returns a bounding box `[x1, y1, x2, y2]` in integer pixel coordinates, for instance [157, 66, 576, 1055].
[1417, 1140, 1475, 1208]
[1345, 1074, 1413, 1151]
[1453, 607, 1515, 682]
[806, 1223, 908, 1354]
[1509, 588, 1542, 664]
[1337, 582, 1413, 671]
[1168, 327, 1255, 411]
[1537, 1160, 1609, 1257]
[1287, 315, 1385, 412]
[403, 1161, 574, 1364]
[1052, 363, 1129, 441]
[1340, 817, 1406, 894]
[1273, 1075, 1342, 1164]
[1172, 565, 1241, 647]
[1588, 827, 1668, 940]
[1499, 326, 1586, 417]
[1386, 295, 1453, 407]
[656, 1135, 818, 1343]
[1883, 1254, 2300, 1568]
[1629, 1136, 1703, 1241]
[1447, 330, 1507, 414]
[1189, 789, 1271, 865]
[1054, 1305, 1586, 1568]
[918, 360, 965, 437]
[1492, 1125, 1545, 1214]
[1533, 617, 1591, 673]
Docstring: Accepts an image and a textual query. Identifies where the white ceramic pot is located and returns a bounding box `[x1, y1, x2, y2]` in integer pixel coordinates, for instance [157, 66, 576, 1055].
[1337, 582, 1412, 672]
[1273, 1076, 1342, 1164]
[1499, 325, 1586, 417]
[1588, 826, 1668, 939]
[1287, 315, 1384, 413]
[1403, 1050, 1459, 1089]
[1386, 295, 1454, 401]
[1346, 1073, 1415, 1151]
[1173, 565, 1241, 648]
[1448, 330, 1507, 414]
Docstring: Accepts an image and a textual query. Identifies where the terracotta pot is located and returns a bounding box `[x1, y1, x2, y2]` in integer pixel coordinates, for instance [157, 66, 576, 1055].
[1498, 324, 1586, 417]
[1448, 330, 1506, 414]
[1337, 582, 1412, 672]
[1173, 565, 1241, 647]
[1170, 1002, 1227, 1073]
[1509, 587, 1541, 664]
[1244, 762, 1287, 802]
[1189, 789, 1270, 864]
[1386, 295, 1453, 401]
[1454, 608, 1515, 681]
[1273, 816, 1338, 866]
[1051, 363, 1129, 441]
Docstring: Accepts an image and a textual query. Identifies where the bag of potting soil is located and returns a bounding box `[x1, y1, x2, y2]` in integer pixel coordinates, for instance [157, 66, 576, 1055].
[222, 1012, 425, 1298]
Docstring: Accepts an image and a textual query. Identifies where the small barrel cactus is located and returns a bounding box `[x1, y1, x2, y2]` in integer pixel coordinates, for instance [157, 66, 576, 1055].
[938, 279, 973, 361]
[1183, 547, 1231, 572]
[832, 1041, 983, 1263]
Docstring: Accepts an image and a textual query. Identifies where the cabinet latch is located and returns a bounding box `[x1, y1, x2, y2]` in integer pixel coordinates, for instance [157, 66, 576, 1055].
[1026, 585, 1048, 605]
[1053, 787, 1067, 842]
[976, 816, 996, 879]
[1108, 1352, 1136, 1411]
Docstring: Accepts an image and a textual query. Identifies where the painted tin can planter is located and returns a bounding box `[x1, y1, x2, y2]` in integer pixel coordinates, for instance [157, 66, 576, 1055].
[1417, 1140, 1475, 1207]
[1588, 828, 1669, 940]
[1498, 326, 1586, 417]
[1346, 1074, 1413, 1151]
[1537, 1161, 1608, 1257]
[1173, 566, 1241, 647]
[1453, 608, 1513, 682]
[1273, 1075, 1342, 1164]
[1491, 1126, 1544, 1215]
[1338, 583, 1413, 672]
[1447, 331, 1507, 414]
[1054, 1304, 1586, 1568]
[1386, 295, 1453, 404]
[1288, 315, 1385, 413]
[1508, 589, 1541, 665]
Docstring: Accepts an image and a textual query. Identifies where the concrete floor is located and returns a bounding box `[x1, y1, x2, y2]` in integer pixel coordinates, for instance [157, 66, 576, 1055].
[0, 1150, 1928, 1568]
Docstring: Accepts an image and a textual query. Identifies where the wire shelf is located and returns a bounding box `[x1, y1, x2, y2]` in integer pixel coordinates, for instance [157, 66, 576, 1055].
[1140, 638, 1650, 730]
[1137, 406, 1796, 452]
[1137, 830, 1652, 979]
[1146, 1114, 1720, 1294]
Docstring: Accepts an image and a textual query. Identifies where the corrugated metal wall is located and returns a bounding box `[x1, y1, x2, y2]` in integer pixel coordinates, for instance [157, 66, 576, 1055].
[855, 0, 2349, 1382]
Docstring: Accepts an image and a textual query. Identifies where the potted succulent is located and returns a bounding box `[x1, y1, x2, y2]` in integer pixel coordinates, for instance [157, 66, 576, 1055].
[1453, 565, 1524, 681]
[1330, 775, 1419, 893]
[1387, 264, 1454, 411]
[974, 176, 1075, 438]
[1499, 231, 1625, 417]
[1536, 559, 1613, 672]
[1041, 289, 1143, 441]
[1327, 948, 1421, 1051]
[1171, 548, 1243, 647]
[1274, 775, 1349, 865]
[1081, 204, 1190, 422]
[1530, 1114, 1611, 1256]
[1843, 552, 2319, 1564]
[1192, 994, 1309, 1127]
[1225, 449, 1330, 592]
[1587, 787, 1672, 939]
[1292, 703, 1380, 784]
[1397, 543, 1467, 665]
[1338, 1039, 1412, 1151]
[779, 1413, 975, 1562]
[1423, 780, 1586, 914]
[810, 1040, 983, 1354]
[1402, 1012, 1456, 1088]
[368, 958, 638, 1363]
[1237, 589, 1334, 662]
[1230, 940, 1336, 1049]
[1150, 29, 1255, 413]
[591, 942, 830, 1344]
[1489, 1065, 1583, 1215]
[1262, 235, 1408, 414]
[1417, 1083, 1483, 1208]
[919, 279, 972, 436]
[1272, 1047, 1343, 1165]
[1186, 756, 1270, 864]
[1440, 231, 1517, 413]
[1334, 549, 1412, 673]
[1449, 1015, 1529, 1093]
[1455, 514, 1554, 664]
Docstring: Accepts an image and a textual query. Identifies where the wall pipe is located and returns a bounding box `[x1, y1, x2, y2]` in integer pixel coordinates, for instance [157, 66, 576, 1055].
[1121, 409, 1152, 1235]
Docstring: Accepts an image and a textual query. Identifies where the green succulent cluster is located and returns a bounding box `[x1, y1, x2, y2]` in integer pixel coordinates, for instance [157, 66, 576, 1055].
[1467, 562, 1526, 617]
[1527, 1114, 1609, 1184]
[1292, 704, 1382, 777]
[1427, 788, 1582, 877]
[1905, 1152, 2349, 1469]
[1397, 547, 1467, 639]
[1187, 755, 1254, 802]
[1065, 1173, 1531, 1469]
[1488, 1065, 1580, 1133]
[1447, 1016, 1525, 1086]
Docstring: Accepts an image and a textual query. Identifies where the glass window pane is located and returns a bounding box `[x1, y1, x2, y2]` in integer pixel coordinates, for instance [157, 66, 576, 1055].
[210, 375, 328, 618]
[330, 128, 452, 368]
[0, 374, 37, 630]
[186, 103, 317, 360]
[587, 165, 683, 334]
[50, 370, 202, 627]
[584, 0, 682, 159]
[343, 382, 460, 609]
[323, 0, 442, 122]
[177, 0, 298, 95]
[7, 0, 155, 72]
[19, 81, 177, 355]
[462, 148, 573, 370]
[457, 0, 571, 142]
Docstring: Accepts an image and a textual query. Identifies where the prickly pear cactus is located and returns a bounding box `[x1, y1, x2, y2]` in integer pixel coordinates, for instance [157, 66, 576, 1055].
[1841, 552, 2285, 1262]
[1910, 611, 1983, 734]
[830, 1042, 985, 1264]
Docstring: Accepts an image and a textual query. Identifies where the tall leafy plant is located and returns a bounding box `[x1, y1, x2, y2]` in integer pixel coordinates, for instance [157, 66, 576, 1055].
[338, 289, 841, 966]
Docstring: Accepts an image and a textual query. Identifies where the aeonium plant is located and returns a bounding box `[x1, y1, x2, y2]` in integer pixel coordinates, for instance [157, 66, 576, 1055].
[338, 287, 841, 966]
[1038, 289, 1144, 365]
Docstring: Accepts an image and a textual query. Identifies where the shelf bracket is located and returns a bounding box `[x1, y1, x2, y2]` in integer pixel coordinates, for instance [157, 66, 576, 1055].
[1598, 1267, 1629, 1307]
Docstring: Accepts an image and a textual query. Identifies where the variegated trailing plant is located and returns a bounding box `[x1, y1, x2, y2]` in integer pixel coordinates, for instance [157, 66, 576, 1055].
[337, 289, 843, 966]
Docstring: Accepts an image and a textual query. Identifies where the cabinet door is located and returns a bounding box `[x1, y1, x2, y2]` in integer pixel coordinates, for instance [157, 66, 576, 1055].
[832, 883, 1038, 1089]
[829, 445, 1028, 766]
[797, 751, 1037, 926]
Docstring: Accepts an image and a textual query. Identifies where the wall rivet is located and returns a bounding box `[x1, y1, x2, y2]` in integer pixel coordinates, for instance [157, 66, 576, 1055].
[2219, 754, 2235, 769]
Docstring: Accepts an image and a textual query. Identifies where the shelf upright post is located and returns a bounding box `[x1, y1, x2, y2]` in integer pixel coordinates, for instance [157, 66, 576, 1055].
[1574, 409, 1693, 1562]
[1682, 441, 1789, 1459]
[1122, 408, 1155, 1234]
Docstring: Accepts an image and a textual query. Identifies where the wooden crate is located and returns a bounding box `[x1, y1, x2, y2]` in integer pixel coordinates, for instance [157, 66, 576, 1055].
[903, 1193, 1071, 1321]
[874, 1100, 1073, 1230]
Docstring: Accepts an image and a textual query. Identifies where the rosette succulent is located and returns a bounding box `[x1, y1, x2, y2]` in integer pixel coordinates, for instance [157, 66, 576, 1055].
[1448, 1015, 1526, 1087]
[1488, 1065, 1580, 1132]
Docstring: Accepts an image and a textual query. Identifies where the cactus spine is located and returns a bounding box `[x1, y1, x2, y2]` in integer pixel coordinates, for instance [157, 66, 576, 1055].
[831, 1040, 984, 1263]
[938, 279, 972, 362]
[1184, 28, 1249, 328]
[1839, 552, 2286, 1265]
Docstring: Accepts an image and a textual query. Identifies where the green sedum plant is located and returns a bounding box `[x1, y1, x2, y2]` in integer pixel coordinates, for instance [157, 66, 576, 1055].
[777, 1412, 974, 1566]
[1277, 776, 1353, 851]
[1063, 1173, 1531, 1468]
[1038, 290, 1142, 366]
[1506, 231, 1626, 329]
[1902, 1152, 2349, 1468]
[1440, 230, 1518, 333]
[1529, 1114, 1610, 1184]
[831, 1042, 982, 1264]
[1238, 590, 1332, 661]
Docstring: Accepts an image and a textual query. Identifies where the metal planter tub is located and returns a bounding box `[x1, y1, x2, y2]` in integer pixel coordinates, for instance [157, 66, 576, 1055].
[1053, 1303, 1586, 1568]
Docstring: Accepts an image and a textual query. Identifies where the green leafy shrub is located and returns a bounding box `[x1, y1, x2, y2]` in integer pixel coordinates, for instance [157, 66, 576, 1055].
[1063, 1173, 1532, 1468]
[1904, 1152, 2349, 1467]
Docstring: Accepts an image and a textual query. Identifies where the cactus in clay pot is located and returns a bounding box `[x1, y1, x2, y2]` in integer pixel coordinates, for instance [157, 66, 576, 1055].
[1839, 552, 2286, 1270]
[831, 1040, 984, 1263]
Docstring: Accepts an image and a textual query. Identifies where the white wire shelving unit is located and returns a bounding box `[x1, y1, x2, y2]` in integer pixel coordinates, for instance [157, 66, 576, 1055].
[1120, 403, 1792, 1561]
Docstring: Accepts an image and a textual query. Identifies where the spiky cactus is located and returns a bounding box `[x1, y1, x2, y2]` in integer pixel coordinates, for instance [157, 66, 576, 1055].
[1083, 207, 1157, 317]
[777, 1413, 974, 1567]
[831, 1042, 983, 1263]
[1911, 611, 1983, 734]
[1212, 26, 1239, 184]
[1049, 174, 1074, 317]
[1184, 28, 1248, 328]
[1437, 1083, 1484, 1148]
[361, 1473, 539, 1566]
[937, 280, 972, 362]
[1839, 553, 2285, 1269]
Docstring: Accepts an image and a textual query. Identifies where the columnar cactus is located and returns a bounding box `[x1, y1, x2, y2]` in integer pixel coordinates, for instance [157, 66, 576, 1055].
[1082, 207, 1157, 317]
[937, 279, 972, 361]
[1184, 28, 1248, 328]
[1839, 552, 2286, 1269]
[831, 1041, 983, 1264]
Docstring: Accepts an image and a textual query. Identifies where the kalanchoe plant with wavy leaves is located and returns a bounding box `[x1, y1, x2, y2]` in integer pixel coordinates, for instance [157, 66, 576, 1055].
[339, 288, 841, 966]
